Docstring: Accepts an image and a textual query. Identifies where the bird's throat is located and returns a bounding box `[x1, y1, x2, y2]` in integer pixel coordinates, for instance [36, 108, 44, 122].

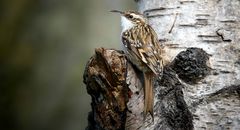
[121, 16, 135, 33]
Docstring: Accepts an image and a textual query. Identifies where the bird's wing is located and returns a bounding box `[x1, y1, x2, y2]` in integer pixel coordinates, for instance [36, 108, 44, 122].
[122, 24, 163, 76]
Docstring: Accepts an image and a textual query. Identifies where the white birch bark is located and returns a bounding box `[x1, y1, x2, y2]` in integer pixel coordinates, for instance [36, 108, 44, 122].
[133, 0, 240, 129]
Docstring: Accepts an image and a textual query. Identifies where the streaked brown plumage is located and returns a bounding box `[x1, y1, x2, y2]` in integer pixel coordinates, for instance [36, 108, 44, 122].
[111, 10, 163, 121]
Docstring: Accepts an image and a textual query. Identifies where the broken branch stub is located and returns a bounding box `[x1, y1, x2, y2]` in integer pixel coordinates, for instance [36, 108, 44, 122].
[83, 48, 128, 130]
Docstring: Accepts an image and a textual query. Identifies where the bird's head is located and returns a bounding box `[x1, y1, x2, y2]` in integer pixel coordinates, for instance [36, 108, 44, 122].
[111, 10, 147, 32]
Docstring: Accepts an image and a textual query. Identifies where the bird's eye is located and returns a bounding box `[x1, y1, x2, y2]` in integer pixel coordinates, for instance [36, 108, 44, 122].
[129, 15, 133, 18]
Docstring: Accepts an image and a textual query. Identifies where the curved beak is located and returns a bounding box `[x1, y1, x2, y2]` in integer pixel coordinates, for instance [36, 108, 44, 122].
[110, 10, 124, 14]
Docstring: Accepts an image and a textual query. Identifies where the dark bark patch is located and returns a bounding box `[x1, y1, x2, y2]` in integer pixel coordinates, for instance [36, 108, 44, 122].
[171, 47, 210, 84]
[156, 67, 193, 130]
[208, 85, 240, 100]
[191, 85, 240, 108]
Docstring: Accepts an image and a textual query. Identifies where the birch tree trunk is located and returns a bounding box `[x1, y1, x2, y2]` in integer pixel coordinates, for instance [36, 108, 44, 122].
[83, 0, 240, 130]
[137, 0, 240, 129]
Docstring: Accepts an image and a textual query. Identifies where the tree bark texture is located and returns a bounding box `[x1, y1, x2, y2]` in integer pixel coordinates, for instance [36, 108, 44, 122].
[83, 0, 240, 130]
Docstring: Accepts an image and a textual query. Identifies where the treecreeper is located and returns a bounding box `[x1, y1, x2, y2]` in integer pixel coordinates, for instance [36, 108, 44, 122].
[111, 10, 164, 121]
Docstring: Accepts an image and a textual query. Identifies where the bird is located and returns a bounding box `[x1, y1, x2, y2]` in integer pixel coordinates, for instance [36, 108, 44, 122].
[111, 10, 164, 121]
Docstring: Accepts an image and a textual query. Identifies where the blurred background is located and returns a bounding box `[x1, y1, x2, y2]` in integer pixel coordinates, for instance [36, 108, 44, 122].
[0, 0, 136, 130]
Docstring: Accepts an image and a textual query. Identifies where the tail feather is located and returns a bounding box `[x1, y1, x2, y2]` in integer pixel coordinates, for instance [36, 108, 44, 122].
[143, 72, 154, 121]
